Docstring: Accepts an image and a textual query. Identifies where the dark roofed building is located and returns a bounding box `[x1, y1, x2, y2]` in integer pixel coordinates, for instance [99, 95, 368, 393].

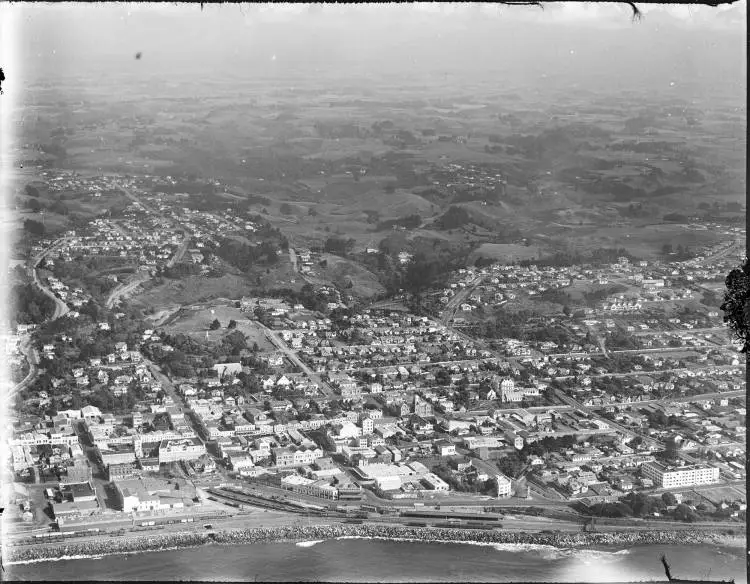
[68, 481, 97, 503]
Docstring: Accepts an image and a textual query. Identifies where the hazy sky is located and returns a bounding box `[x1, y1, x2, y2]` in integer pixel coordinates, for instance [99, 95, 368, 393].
[7, 2, 747, 96]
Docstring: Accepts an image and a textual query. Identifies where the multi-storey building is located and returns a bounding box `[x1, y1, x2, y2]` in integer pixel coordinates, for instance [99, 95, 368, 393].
[157, 437, 206, 464]
[641, 462, 719, 488]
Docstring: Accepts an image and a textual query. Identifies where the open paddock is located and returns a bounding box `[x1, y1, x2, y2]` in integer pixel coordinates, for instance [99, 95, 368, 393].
[471, 243, 542, 264]
[161, 305, 276, 351]
[683, 485, 746, 505]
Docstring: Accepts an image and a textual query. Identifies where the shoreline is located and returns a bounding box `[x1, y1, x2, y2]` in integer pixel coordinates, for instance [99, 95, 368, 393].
[4, 524, 745, 565]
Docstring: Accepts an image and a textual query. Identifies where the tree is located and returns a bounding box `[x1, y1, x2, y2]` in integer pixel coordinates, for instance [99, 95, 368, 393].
[308, 207, 318, 217]
[26, 198, 42, 213]
[324, 236, 355, 256]
[662, 492, 677, 506]
[209, 319, 221, 330]
[221, 330, 247, 356]
[437, 206, 472, 230]
[49, 200, 69, 215]
[674, 503, 698, 523]
[25, 185, 40, 197]
[721, 257, 750, 353]
[23, 219, 45, 236]
[227, 319, 237, 329]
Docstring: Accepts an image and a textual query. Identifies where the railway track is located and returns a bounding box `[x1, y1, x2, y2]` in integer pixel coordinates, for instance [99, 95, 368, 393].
[206, 487, 329, 515]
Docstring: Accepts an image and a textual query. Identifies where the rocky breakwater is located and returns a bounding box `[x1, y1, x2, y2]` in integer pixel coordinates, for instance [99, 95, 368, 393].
[6, 524, 742, 564]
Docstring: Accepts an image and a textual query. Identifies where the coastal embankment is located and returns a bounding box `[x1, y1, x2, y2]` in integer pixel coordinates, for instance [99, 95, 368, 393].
[5, 524, 745, 564]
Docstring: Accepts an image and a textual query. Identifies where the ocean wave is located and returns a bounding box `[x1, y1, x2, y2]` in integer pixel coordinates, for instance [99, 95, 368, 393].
[334, 536, 632, 562]
[7, 554, 105, 566]
[491, 543, 568, 557]
[6, 544, 200, 566]
[337, 536, 564, 554]
[295, 540, 325, 548]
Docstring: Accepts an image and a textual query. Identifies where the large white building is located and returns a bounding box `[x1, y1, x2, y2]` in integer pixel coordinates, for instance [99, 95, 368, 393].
[641, 462, 719, 488]
[495, 473, 513, 498]
[421, 472, 449, 492]
[158, 437, 206, 464]
[641, 279, 665, 290]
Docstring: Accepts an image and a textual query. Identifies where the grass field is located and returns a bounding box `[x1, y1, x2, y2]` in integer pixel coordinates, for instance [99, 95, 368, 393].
[131, 274, 256, 312]
[685, 485, 746, 505]
[317, 253, 386, 299]
[471, 243, 542, 264]
[162, 304, 276, 351]
[553, 223, 726, 261]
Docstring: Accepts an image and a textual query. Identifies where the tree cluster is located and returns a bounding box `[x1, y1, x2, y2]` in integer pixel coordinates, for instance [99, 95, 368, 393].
[12, 283, 56, 325]
[323, 236, 355, 257]
[23, 219, 46, 236]
[213, 237, 280, 270]
[376, 214, 422, 231]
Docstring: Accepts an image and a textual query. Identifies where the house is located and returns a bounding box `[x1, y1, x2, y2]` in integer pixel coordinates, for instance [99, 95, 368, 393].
[81, 405, 102, 419]
[411, 416, 434, 436]
[435, 440, 456, 457]
[413, 395, 432, 417]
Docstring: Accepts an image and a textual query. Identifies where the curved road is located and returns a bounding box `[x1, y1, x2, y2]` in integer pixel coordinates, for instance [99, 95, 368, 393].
[105, 274, 151, 309]
[31, 237, 72, 320]
[10, 238, 73, 397]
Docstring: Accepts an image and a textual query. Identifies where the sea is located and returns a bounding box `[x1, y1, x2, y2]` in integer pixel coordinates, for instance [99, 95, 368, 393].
[5, 539, 746, 582]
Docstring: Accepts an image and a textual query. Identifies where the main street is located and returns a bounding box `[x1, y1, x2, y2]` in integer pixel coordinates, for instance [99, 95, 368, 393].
[551, 387, 663, 449]
[257, 322, 336, 397]
[107, 183, 193, 306]
[441, 276, 483, 326]
[167, 233, 191, 268]
[544, 363, 740, 383]
[693, 239, 744, 267]
[550, 387, 709, 465]
[598, 389, 746, 410]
